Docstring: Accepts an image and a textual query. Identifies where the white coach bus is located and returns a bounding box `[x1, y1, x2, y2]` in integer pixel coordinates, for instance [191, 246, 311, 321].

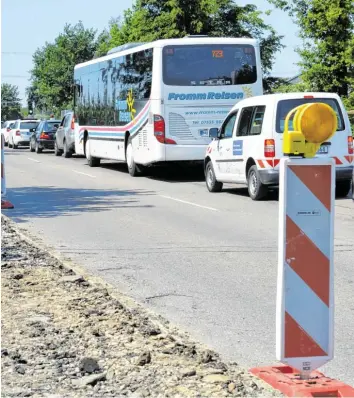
[73, 36, 263, 176]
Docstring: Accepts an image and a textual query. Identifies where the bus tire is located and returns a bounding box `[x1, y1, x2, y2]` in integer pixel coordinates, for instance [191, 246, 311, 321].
[126, 137, 142, 177]
[247, 165, 268, 200]
[335, 180, 351, 198]
[85, 138, 100, 167]
[205, 160, 223, 192]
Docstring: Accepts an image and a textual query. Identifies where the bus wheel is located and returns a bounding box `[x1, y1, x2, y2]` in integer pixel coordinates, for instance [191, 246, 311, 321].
[126, 137, 142, 177]
[85, 138, 100, 167]
[205, 160, 223, 192]
[247, 165, 268, 200]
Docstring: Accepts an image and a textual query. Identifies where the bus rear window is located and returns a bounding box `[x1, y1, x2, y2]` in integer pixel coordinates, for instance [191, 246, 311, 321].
[276, 98, 345, 133]
[163, 44, 257, 86]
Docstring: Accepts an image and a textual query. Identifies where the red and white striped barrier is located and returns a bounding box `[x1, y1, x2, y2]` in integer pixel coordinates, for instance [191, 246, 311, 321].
[276, 157, 334, 375]
[251, 159, 354, 396]
[1, 133, 14, 209]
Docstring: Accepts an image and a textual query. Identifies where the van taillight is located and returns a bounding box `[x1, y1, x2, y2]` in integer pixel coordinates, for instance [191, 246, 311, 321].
[264, 139, 275, 157]
[71, 116, 75, 130]
[16, 130, 21, 136]
[6, 128, 11, 132]
[153, 115, 176, 145]
[348, 136, 353, 154]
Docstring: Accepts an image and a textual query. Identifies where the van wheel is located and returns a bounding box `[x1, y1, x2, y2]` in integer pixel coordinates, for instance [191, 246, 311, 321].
[13, 143, 18, 149]
[85, 138, 100, 167]
[126, 137, 142, 177]
[205, 160, 223, 192]
[335, 180, 351, 198]
[63, 140, 72, 158]
[247, 165, 268, 200]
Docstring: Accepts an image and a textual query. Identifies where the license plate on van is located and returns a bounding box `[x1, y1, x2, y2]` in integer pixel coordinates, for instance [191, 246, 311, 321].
[317, 145, 328, 154]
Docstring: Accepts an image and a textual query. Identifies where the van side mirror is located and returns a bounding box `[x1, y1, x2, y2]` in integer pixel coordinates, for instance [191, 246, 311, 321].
[208, 127, 219, 139]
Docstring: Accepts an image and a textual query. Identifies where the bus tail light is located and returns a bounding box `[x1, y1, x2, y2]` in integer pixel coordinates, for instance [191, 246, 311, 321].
[153, 114, 176, 145]
[348, 136, 353, 154]
[264, 139, 275, 157]
[16, 130, 21, 136]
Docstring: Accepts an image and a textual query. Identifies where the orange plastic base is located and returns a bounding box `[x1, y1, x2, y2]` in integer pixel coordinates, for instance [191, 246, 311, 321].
[250, 365, 354, 397]
[1, 199, 14, 209]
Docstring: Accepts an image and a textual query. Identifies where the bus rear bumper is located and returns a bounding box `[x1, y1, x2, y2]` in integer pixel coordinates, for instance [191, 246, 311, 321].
[165, 144, 207, 162]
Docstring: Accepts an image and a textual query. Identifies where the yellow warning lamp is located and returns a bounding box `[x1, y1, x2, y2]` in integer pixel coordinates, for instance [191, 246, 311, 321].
[283, 101, 338, 158]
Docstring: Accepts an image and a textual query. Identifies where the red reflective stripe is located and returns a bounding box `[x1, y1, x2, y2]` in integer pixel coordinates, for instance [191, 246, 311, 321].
[285, 312, 327, 358]
[274, 159, 280, 167]
[257, 160, 265, 168]
[344, 155, 353, 164]
[333, 156, 343, 165]
[265, 159, 274, 167]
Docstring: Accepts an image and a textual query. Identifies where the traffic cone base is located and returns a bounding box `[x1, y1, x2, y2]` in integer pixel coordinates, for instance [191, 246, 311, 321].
[250, 365, 354, 397]
[1, 199, 14, 209]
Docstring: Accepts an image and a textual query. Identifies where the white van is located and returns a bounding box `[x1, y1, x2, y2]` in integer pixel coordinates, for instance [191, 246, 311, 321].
[204, 92, 353, 200]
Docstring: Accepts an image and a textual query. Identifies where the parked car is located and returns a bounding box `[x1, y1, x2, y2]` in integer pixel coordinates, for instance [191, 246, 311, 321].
[54, 111, 75, 158]
[1, 120, 16, 146]
[204, 92, 353, 200]
[29, 119, 61, 153]
[9, 119, 40, 149]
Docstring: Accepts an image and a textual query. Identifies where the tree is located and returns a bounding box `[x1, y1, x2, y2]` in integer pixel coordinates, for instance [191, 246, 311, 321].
[28, 22, 98, 112]
[268, 0, 354, 107]
[1, 83, 22, 120]
[98, 0, 284, 77]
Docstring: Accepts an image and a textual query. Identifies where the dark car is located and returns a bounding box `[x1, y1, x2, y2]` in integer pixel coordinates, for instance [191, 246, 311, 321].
[29, 119, 61, 153]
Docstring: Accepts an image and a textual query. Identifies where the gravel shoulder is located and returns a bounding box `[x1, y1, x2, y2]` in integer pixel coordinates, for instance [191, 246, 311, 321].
[1, 215, 281, 397]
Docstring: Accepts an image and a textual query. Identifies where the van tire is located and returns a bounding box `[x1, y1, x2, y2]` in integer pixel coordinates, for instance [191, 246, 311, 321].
[126, 137, 142, 177]
[247, 165, 268, 200]
[85, 138, 100, 167]
[205, 160, 223, 192]
[335, 180, 351, 198]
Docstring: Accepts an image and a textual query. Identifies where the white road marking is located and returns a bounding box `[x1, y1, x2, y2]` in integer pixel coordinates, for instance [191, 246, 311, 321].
[159, 195, 219, 212]
[73, 170, 96, 178]
[27, 157, 41, 163]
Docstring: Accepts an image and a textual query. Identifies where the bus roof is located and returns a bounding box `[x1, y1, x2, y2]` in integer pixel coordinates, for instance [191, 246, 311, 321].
[74, 36, 259, 70]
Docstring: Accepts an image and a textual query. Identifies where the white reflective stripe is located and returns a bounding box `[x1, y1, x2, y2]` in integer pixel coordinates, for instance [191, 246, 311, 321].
[285, 263, 329, 353]
[286, 167, 331, 258]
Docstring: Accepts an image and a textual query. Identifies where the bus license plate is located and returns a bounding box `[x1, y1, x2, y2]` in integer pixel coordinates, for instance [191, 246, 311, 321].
[317, 145, 328, 154]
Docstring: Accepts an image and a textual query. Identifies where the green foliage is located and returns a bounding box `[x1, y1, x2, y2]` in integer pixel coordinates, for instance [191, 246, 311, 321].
[268, 0, 354, 103]
[1, 83, 22, 120]
[28, 22, 98, 112]
[100, 0, 284, 76]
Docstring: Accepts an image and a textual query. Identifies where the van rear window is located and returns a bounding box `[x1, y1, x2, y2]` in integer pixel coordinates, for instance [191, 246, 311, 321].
[276, 98, 344, 133]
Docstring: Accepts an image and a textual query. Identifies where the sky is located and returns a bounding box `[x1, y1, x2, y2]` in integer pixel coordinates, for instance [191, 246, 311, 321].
[1, 0, 301, 105]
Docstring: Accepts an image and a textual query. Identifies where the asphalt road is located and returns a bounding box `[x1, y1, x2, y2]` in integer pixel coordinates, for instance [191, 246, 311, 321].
[3, 147, 354, 384]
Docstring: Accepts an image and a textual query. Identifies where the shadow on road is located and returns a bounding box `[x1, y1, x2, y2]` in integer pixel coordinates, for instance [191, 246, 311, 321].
[100, 161, 205, 183]
[4, 186, 155, 223]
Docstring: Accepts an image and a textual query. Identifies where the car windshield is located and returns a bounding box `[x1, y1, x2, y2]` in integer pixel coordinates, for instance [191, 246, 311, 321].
[20, 122, 40, 130]
[44, 121, 61, 131]
[163, 44, 257, 86]
[276, 98, 344, 133]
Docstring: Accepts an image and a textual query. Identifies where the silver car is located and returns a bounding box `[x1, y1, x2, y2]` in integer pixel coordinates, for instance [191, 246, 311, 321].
[55, 112, 75, 158]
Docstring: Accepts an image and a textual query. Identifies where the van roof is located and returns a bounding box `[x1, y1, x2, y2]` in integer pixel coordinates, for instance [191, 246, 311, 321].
[230, 92, 342, 112]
